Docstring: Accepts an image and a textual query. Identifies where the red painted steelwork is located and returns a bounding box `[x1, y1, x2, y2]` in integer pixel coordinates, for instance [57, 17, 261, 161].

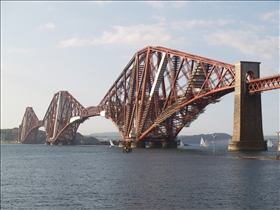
[98, 46, 236, 142]
[43, 91, 88, 144]
[247, 74, 280, 93]
[18, 46, 280, 145]
[19, 107, 43, 143]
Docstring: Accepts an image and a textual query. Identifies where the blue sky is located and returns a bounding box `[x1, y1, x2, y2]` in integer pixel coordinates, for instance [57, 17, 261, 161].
[1, 1, 279, 136]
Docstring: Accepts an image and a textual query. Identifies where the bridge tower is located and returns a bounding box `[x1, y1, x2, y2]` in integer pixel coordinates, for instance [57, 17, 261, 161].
[229, 61, 267, 151]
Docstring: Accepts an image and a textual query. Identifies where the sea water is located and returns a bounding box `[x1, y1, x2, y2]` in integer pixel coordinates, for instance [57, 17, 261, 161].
[1, 143, 279, 209]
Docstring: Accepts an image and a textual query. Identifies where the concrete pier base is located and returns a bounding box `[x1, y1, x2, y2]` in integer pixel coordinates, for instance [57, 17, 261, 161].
[230, 61, 267, 151]
[228, 141, 267, 151]
[149, 141, 162, 148]
[162, 141, 177, 148]
[118, 141, 125, 148]
[119, 141, 133, 148]
[131, 141, 146, 148]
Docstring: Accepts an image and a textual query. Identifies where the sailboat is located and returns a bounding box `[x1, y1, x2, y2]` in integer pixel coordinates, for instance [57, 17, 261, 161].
[109, 140, 115, 147]
[267, 140, 273, 147]
[178, 140, 185, 147]
[200, 137, 209, 147]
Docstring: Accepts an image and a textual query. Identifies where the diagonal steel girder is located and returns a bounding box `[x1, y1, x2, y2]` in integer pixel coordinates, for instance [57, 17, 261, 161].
[247, 74, 280, 93]
[19, 107, 43, 143]
[98, 46, 236, 142]
[43, 91, 87, 143]
[18, 46, 280, 144]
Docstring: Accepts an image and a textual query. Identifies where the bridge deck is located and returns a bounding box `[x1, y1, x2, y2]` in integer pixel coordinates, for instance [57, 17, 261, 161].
[248, 74, 280, 93]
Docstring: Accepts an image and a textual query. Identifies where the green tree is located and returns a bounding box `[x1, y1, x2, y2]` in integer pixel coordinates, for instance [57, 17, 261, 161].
[1, 129, 15, 141]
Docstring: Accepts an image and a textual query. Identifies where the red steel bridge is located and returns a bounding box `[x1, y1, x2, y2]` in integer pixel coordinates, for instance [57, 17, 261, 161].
[18, 46, 280, 149]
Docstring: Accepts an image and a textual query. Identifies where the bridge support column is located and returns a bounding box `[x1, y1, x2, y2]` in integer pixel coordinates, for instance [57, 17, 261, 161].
[229, 61, 267, 151]
[162, 141, 178, 148]
[119, 141, 125, 148]
[119, 140, 135, 148]
[149, 141, 162, 148]
[131, 141, 146, 148]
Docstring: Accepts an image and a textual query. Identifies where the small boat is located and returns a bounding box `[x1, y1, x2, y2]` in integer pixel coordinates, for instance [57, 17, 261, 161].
[267, 140, 273, 147]
[178, 140, 185, 147]
[110, 140, 115, 147]
[200, 137, 209, 147]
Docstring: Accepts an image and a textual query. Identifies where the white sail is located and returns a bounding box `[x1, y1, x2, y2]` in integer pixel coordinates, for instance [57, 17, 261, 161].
[205, 139, 209, 147]
[267, 140, 273, 147]
[110, 140, 115, 147]
[180, 140, 184, 147]
[200, 137, 209, 147]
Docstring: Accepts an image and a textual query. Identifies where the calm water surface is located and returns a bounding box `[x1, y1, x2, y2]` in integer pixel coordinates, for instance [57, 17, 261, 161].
[1, 143, 279, 210]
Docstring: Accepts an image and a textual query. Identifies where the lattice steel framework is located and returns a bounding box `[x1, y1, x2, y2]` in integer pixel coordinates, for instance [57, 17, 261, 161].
[247, 74, 280, 93]
[18, 46, 280, 145]
[19, 107, 43, 143]
[43, 91, 88, 144]
[98, 46, 236, 142]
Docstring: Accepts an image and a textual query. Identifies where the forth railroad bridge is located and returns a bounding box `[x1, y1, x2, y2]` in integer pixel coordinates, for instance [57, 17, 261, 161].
[18, 46, 280, 151]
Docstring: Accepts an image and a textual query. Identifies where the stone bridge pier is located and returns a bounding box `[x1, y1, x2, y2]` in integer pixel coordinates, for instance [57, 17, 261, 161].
[228, 61, 267, 151]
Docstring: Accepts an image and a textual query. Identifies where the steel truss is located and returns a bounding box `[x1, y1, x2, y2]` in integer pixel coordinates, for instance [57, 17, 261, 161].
[19, 107, 43, 143]
[43, 91, 88, 144]
[18, 46, 280, 144]
[247, 74, 280, 93]
[98, 46, 236, 142]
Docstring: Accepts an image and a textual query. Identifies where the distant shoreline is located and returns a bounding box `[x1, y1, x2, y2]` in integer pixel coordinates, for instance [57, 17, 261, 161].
[1, 141, 21, 144]
[237, 156, 280, 160]
[0, 141, 110, 145]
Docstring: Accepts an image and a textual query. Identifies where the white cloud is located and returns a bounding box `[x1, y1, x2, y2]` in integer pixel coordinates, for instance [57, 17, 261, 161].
[146, 2, 167, 8]
[90, 24, 170, 45]
[7, 48, 35, 54]
[204, 30, 279, 59]
[146, 1, 188, 8]
[152, 15, 166, 22]
[170, 1, 189, 8]
[170, 19, 233, 30]
[39, 22, 56, 30]
[59, 24, 186, 48]
[87, 1, 111, 6]
[58, 38, 91, 48]
[260, 10, 279, 22]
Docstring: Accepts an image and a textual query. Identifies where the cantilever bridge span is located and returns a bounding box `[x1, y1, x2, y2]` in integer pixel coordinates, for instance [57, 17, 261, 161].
[18, 46, 280, 150]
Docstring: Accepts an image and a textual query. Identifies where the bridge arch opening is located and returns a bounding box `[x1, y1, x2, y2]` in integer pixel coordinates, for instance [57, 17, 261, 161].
[77, 115, 120, 138]
[246, 71, 254, 81]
